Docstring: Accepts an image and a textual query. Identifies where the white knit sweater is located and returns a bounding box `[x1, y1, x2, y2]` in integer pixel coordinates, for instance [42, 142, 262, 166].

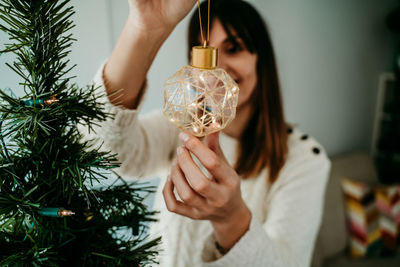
[83, 65, 331, 267]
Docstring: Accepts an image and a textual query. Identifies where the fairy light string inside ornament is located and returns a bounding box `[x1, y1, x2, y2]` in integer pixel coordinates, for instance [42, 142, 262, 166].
[163, 0, 239, 137]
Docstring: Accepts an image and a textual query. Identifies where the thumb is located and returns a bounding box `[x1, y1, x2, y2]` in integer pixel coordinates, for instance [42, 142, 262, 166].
[203, 131, 224, 157]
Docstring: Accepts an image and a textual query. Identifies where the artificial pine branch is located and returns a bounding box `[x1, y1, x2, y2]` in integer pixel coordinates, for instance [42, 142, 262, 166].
[0, 0, 161, 266]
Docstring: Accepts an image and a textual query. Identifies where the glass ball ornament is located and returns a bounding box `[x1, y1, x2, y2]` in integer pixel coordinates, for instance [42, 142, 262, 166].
[163, 46, 239, 137]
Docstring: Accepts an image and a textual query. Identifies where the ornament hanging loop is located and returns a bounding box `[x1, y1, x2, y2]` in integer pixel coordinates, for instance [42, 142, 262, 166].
[193, 0, 216, 68]
[197, 0, 211, 47]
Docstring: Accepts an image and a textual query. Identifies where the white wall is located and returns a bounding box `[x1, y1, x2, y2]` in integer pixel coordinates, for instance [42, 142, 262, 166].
[0, 0, 397, 157]
[251, 0, 397, 156]
[69, 0, 113, 86]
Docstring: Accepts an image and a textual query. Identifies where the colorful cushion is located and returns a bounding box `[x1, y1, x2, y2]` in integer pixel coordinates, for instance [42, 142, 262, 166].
[340, 177, 400, 258]
[375, 186, 400, 251]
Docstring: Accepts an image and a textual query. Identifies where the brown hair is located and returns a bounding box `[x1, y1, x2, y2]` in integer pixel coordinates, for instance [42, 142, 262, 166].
[188, 0, 288, 183]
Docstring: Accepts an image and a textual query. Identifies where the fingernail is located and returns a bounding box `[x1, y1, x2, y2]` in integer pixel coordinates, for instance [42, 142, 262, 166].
[179, 132, 190, 143]
[177, 146, 184, 155]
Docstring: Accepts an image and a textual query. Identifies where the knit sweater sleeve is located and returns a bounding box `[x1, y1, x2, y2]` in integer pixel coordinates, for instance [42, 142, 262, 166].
[79, 63, 180, 179]
[201, 139, 331, 267]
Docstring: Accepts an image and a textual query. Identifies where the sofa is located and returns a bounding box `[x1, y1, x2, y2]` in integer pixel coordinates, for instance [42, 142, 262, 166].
[311, 152, 400, 267]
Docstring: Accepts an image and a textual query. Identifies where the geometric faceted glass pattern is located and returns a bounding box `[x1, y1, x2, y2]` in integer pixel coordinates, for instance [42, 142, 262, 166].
[163, 65, 239, 137]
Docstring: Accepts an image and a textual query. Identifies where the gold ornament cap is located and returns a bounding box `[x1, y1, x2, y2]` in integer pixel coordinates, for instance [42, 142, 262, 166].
[191, 46, 218, 69]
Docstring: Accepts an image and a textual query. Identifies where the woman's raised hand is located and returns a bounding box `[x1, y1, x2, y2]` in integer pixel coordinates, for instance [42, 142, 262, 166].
[104, 0, 196, 109]
[163, 132, 252, 251]
[128, 0, 197, 33]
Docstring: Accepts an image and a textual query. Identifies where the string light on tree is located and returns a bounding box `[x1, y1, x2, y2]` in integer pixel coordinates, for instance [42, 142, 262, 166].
[37, 207, 75, 217]
[163, 0, 239, 137]
[19, 95, 59, 107]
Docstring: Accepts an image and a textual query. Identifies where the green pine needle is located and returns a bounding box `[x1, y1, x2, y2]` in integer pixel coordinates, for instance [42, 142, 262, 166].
[0, 0, 160, 266]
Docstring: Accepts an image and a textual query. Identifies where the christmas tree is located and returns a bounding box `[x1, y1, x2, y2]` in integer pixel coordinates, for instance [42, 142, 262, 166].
[0, 0, 160, 266]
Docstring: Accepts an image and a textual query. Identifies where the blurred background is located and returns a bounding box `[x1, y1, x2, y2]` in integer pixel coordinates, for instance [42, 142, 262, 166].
[1, 0, 399, 266]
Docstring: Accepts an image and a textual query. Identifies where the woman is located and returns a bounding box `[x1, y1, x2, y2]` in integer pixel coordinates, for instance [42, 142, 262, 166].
[89, 0, 331, 266]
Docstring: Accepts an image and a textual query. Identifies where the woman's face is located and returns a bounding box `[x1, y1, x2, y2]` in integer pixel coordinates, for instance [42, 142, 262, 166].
[207, 19, 258, 109]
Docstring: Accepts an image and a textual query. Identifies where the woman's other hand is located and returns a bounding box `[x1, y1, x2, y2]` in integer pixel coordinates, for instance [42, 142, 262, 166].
[128, 0, 197, 33]
[105, 0, 196, 109]
[163, 131, 252, 251]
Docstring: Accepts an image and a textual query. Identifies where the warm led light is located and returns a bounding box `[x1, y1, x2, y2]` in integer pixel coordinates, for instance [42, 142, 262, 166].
[58, 209, 75, 217]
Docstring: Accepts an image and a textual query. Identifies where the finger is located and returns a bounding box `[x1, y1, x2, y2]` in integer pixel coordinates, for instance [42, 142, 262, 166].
[170, 161, 206, 207]
[179, 132, 231, 182]
[203, 132, 226, 161]
[176, 145, 220, 200]
[179, 132, 216, 165]
[162, 176, 199, 219]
